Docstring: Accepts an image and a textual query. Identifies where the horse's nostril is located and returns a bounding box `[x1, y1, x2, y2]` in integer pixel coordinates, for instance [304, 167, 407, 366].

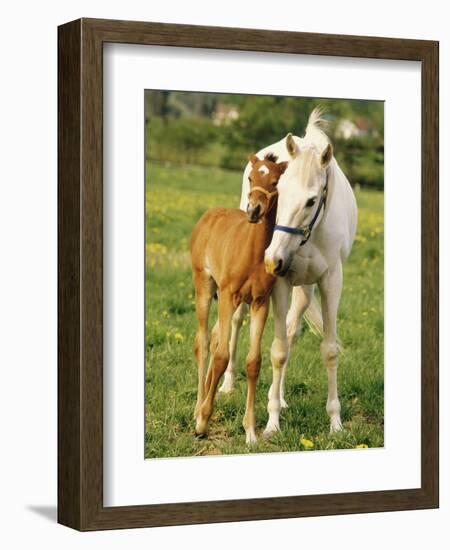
[274, 259, 283, 274]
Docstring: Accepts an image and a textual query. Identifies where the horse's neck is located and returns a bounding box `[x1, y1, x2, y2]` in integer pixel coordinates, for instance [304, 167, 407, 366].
[314, 159, 357, 260]
[327, 160, 355, 215]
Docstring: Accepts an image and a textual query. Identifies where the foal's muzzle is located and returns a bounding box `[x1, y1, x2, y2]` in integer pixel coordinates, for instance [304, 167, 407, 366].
[246, 203, 262, 223]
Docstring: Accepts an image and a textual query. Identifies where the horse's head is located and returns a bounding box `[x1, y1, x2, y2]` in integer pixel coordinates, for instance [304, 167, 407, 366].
[246, 153, 288, 223]
[264, 133, 333, 276]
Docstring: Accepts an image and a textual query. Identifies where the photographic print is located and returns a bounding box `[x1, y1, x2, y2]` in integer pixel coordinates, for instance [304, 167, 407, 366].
[145, 91, 384, 459]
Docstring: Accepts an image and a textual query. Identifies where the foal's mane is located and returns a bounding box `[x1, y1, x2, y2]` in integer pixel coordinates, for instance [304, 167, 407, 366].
[264, 152, 278, 163]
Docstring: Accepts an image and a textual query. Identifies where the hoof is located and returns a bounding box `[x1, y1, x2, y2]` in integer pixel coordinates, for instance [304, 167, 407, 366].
[195, 416, 209, 437]
[262, 425, 280, 439]
[245, 432, 258, 446]
[218, 380, 234, 394]
[330, 417, 343, 433]
[280, 398, 289, 409]
[219, 386, 234, 395]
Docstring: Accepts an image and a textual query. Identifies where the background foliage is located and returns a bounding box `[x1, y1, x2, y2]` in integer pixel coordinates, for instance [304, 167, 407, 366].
[146, 91, 384, 189]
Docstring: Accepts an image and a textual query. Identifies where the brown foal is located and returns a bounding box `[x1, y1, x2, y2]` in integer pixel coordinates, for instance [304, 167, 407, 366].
[190, 153, 288, 444]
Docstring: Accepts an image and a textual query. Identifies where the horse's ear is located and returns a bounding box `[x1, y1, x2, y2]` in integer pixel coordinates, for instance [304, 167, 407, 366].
[286, 133, 298, 157]
[321, 143, 333, 167]
[248, 154, 259, 165]
[277, 161, 289, 176]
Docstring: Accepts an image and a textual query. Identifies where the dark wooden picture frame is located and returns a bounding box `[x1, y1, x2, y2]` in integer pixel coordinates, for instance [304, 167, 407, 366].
[58, 18, 439, 531]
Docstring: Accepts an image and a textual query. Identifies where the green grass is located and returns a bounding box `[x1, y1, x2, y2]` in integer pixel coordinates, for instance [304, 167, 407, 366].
[145, 161, 384, 458]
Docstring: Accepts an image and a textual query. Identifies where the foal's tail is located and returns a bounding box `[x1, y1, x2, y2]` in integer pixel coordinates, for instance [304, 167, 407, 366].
[303, 290, 344, 353]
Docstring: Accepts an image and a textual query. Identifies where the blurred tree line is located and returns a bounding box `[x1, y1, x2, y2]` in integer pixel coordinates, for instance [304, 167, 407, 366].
[145, 91, 384, 190]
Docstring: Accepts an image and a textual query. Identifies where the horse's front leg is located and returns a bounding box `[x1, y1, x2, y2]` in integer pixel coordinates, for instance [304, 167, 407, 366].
[318, 263, 343, 433]
[243, 300, 269, 444]
[219, 303, 248, 394]
[263, 277, 291, 438]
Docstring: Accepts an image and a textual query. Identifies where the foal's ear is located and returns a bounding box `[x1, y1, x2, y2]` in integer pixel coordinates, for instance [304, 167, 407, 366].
[248, 154, 259, 165]
[277, 161, 289, 176]
[321, 143, 333, 167]
[286, 133, 298, 157]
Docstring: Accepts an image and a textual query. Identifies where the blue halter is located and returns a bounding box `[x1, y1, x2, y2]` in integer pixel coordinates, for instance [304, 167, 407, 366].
[274, 174, 328, 247]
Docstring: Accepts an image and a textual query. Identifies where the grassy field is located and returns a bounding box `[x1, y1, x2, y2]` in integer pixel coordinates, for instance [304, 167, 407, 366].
[145, 161, 384, 458]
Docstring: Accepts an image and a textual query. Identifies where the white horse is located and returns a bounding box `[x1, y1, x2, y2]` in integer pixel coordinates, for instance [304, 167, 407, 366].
[219, 108, 357, 437]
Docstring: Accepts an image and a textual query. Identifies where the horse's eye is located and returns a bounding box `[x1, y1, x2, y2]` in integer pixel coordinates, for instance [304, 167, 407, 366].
[306, 197, 317, 208]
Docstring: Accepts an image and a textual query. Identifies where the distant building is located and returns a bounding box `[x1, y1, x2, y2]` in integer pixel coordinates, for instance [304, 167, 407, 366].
[212, 103, 239, 126]
[335, 117, 370, 140]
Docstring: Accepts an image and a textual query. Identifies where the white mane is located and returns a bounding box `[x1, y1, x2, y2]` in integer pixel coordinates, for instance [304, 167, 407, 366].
[303, 106, 330, 151]
[284, 107, 332, 186]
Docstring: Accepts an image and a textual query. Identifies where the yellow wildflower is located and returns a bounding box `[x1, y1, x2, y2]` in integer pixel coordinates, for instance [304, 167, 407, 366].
[356, 443, 369, 449]
[300, 437, 314, 449]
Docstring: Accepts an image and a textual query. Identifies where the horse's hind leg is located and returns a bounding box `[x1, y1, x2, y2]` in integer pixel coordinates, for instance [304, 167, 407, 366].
[243, 300, 269, 444]
[193, 269, 216, 420]
[318, 263, 343, 432]
[219, 303, 248, 394]
[281, 285, 313, 408]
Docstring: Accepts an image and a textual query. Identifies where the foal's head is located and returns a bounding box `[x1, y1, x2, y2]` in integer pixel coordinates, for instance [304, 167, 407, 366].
[246, 153, 288, 223]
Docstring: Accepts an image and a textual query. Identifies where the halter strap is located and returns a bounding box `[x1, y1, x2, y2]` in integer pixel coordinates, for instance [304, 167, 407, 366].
[247, 186, 278, 201]
[274, 171, 329, 247]
[247, 186, 278, 217]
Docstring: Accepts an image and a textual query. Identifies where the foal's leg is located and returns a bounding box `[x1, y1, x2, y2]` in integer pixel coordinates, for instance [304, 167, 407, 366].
[193, 270, 216, 419]
[219, 303, 248, 394]
[318, 263, 343, 432]
[196, 292, 235, 436]
[243, 300, 269, 444]
[205, 318, 219, 381]
[263, 278, 291, 438]
[280, 284, 314, 408]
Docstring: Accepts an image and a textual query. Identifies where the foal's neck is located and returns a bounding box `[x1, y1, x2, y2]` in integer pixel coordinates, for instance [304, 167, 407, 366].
[248, 199, 277, 255]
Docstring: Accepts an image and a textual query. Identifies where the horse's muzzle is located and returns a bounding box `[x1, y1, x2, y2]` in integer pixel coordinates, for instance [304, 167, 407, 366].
[265, 256, 290, 277]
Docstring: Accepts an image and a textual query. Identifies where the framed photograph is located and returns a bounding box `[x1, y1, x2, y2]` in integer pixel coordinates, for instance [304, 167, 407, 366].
[58, 18, 439, 530]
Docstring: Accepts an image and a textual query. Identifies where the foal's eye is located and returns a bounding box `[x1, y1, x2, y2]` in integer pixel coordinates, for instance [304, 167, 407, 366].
[306, 197, 317, 208]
